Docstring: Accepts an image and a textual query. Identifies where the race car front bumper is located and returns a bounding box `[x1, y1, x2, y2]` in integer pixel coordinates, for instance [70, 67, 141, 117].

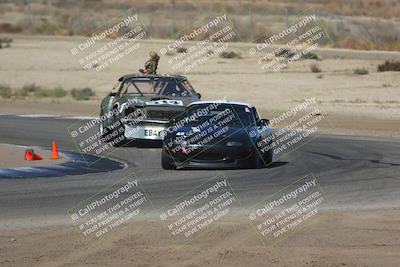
[165, 144, 256, 169]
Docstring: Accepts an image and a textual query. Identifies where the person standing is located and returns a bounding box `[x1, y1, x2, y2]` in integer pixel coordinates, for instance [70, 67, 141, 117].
[142, 51, 160, 74]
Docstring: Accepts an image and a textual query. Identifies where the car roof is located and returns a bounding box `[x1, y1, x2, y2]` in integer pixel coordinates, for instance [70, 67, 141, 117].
[188, 100, 254, 108]
[119, 73, 187, 81]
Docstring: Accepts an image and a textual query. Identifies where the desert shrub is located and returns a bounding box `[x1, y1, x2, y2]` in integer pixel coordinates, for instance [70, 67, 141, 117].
[33, 87, 67, 98]
[15, 83, 43, 96]
[33, 88, 53, 97]
[165, 51, 176, 56]
[0, 84, 12, 98]
[176, 47, 187, 53]
[337, 36, 374, 50]
[71, 87, 95, 100]
[301, 52, 319, 60]
[310, 63, 321, 73]
[0, 23, 22, 33]
[22, 84, 41, 94]
[13, 90, 28, 97]
[0, 37, 12, 48]
[219, 51, 241, 59]
[35, 18, 58, 35]
[377, 61, 400, 72]
[353, 68, 369, 75]
[275, 48, 295, 58]
[53, 87, 67, 97]
[350, 98, 367, 103]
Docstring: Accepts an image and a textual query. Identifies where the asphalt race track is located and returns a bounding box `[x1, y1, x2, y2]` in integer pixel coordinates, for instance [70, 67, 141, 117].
[0, 115, 399, 226]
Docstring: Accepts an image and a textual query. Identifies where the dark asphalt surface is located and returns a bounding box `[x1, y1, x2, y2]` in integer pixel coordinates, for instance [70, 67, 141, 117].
[0, 115, 399, 226]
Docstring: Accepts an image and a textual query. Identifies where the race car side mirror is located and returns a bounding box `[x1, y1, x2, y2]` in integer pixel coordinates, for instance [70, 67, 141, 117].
[196, 93, 202, 99]
[259, 119, 270, 126]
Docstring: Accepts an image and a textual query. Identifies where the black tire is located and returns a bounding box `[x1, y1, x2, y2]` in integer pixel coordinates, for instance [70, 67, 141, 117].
[99, 109, 126, 146]
[100, 124, 112, 141]
[111, 122, 127, 147]
[99, 110, 109, 140]
[263, 147, 273, 165]
[249, 152, 262, 169]
[162, 149, 175, 170]
[102, 121, 126, 147]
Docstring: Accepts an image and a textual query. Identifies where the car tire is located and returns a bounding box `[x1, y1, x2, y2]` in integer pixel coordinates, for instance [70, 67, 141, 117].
[263, 147, 273, 165]
[162, 149, 175, 170]
[249, 152, 262, 169]
[111, 122, 127, 147]
[99, 109, 126, 146]
[99, 110, 109, 141]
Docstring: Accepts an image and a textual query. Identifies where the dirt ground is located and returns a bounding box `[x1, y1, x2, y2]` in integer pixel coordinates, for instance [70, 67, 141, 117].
[1, 35, 400, 266]
[0, 143, 67, 168]
[0, 209, 399, 267]
[0, 35, 399, 137]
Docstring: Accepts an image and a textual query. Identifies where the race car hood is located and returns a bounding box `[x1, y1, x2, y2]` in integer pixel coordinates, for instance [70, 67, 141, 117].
[165, 124, 253, 147]
[114, 95, 197, 122]
[118, 95, 198, 108]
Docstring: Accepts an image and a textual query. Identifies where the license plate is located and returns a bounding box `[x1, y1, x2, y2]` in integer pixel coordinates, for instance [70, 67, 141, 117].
[144, 128, 161, 137]
[124, 126, 165, 140]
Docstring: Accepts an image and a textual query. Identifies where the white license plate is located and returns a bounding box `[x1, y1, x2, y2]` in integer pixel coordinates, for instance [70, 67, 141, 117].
[124, 126, 165, 140]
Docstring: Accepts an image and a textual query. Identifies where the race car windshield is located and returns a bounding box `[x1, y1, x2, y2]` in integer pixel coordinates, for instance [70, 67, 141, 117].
[177, 104, 256, 127]
[119, 77, 196, 97]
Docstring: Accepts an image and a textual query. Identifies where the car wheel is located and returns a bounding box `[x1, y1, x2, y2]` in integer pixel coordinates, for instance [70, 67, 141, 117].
[263, 147, 273, 165]
[99, 111, 109, 140]
[111, 122, 127, 147]
[100, 124, 113, 141]
[162, 149, 175, 170]
[249, 152, 262, 169]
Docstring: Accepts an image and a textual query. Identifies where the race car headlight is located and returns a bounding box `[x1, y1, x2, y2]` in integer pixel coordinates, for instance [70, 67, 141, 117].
[226, 141, 243, 147]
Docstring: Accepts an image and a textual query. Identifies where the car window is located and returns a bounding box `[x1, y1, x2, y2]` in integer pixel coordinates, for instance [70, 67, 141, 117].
[176, 104, 255, 126]
[119, 79, 156, 95]
[157, 80, 194, 97]
[119, 78, 195, 97]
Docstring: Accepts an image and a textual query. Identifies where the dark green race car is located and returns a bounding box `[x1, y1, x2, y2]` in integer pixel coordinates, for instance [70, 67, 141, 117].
[99, 74, 201, 146]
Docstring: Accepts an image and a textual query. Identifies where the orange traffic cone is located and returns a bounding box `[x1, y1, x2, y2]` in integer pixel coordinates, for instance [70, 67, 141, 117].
[32, 152, 43, 160]
[25, 149, 34, 161]
[51, 140, 60, 160]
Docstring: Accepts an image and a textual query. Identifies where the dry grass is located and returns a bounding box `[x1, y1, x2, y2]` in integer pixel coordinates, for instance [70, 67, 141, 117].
[0, 1, 399, 51]
[377, 61, 400, 72]
[310, 63, 322, 73]
[353, 68, 369, 75]
[219, 51, 241, 59]
[0, 84, 89, 100]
